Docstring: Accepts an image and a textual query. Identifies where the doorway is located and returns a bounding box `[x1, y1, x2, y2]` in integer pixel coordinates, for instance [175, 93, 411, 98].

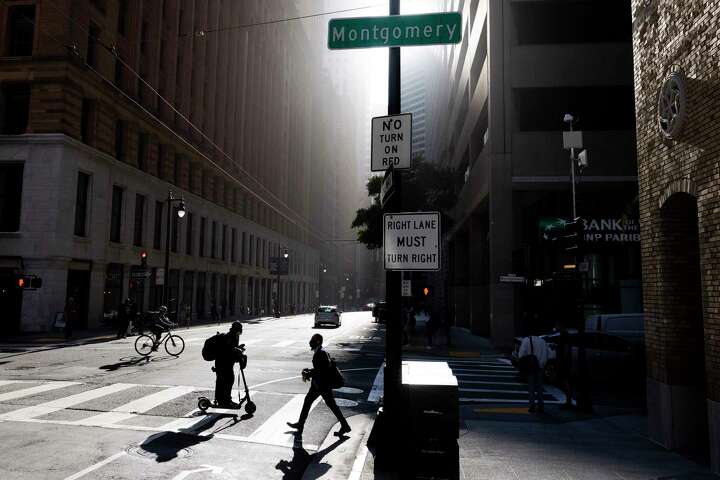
[67, 269, 90, 329]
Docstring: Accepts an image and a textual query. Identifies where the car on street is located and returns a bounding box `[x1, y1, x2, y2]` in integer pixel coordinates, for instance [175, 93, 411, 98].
[585, 313, 644, 345]
[314, 305, 342, 328]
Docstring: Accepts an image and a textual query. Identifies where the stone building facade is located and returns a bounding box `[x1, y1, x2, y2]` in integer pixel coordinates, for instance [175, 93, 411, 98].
[631, 0, 720, 472]
[0, 0, 363, 334]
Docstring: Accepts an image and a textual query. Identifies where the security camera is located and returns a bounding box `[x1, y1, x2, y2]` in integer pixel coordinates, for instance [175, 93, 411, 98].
[563, 114, 575, 124]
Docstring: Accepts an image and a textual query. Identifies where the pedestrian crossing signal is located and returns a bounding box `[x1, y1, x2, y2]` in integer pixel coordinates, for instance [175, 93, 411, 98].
[17, 277, 25, 288]
[140, 251, 148, 268]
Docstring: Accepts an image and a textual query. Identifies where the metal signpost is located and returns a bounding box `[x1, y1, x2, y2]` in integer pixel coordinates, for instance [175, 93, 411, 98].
[329, 2, 462, 464]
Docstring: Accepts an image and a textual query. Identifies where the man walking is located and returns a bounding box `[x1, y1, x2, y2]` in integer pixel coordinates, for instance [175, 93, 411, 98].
[117, 297, 137, 339]
[214, 321, 244, 408]
[518, 331, 549, 413]
[287, 334, 351, 436]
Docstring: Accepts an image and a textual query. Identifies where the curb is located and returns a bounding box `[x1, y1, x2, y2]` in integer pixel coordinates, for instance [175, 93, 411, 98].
[302, 413, 375, 480]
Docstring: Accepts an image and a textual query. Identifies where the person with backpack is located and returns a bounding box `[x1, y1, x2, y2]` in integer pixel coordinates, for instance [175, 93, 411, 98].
[518, 330, 549, 413]
[116, 297, 137, 339]
[287, 333, 351, 436]
[203, 321, 244, 408]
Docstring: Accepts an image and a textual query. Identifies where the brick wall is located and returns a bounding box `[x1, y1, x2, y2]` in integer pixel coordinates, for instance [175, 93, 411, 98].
[632, 0, 720, 402]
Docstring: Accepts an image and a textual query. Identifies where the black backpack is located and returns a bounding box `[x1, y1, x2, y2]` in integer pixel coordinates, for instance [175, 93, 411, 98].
[202, 332, 224, 361]
[327, 352, 345, 389]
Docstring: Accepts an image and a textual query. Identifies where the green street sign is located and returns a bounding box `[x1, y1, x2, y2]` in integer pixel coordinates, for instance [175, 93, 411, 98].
[328, 12, 462, 50]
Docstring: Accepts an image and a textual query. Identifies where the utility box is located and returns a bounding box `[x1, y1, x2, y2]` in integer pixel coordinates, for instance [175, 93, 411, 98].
[401, 361, 459, 479]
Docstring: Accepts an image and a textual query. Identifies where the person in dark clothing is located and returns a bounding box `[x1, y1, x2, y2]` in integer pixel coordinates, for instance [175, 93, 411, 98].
[211, 303, 220, 324]
[555, 322, 574, 409]
[64, 297, 77, 339]
[214, 321, 244, 408]
[117, 298, 137, 339]
[149, 306, 174, 350]
[287, 334, 351, 436]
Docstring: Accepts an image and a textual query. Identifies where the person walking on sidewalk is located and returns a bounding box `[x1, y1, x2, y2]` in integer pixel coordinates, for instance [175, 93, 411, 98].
[63, 296, 77, 339]
[287, 334, 351, 436]
[117, 298, 137, 339]
[518, 332, 549, 413]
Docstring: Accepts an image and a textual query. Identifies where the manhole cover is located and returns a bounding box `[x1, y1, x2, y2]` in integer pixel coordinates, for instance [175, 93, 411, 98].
[126, 434, 197, 461]
[335, 398, 359, 407]
[333, 387, 363, 395]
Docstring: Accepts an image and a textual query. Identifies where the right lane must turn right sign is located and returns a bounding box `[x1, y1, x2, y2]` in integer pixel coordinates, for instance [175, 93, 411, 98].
[383, 212, 441, 271]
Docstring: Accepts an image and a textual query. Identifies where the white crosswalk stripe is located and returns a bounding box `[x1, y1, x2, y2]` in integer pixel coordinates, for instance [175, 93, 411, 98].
[0, 381, 79, 402]
[0, 379, 343, 451]
[74, 385, 197, 427]
[0, 383, 135, 421]
[271, 340, 296, 347]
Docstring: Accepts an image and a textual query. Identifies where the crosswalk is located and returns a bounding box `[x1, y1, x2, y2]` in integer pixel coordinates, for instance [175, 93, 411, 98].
[0, 378, 365, 450]
[403, 355, 565, 405]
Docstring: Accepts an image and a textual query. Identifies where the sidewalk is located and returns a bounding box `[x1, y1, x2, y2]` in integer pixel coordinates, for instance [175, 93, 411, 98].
[354, 327, 718, 479]
[0, 313, 307, 346]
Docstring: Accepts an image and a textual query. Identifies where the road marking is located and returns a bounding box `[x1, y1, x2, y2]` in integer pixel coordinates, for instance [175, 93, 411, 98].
[248, 394, 320, 448]
[460, 387, 529, 394]
[241, 339, 263, 345]
[0, 380, 24, 387]
[455, 372, 516, 378]
[272, 340, 295, 347]
[348, 446, 369, 480]
[367, 365, 384, 403]
[74, 385, 197, 427]
[63, 452, 127, 480]
[460, 380, 524, 386]
[172, 465, 223, 480]
[0, 381, 79, 402]
[0, 383, 135, 421]
[452, 368, 516, 373]
[460, 398, 564, 404]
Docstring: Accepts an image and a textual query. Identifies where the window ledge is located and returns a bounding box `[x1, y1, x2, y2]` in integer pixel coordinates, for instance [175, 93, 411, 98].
[0, 231, 22, 238]
[73, 235, 91, 243]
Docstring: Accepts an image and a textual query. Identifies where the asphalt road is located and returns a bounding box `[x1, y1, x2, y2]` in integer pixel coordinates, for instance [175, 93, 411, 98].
[0, 311, 384, 480]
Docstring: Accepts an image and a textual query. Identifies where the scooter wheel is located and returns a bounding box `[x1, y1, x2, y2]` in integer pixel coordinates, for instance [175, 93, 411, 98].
[198, 397, 211, 412]
[245, 401, 257, 414]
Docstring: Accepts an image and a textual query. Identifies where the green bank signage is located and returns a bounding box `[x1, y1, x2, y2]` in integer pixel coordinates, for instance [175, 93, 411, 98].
[328, 12, 462, 50]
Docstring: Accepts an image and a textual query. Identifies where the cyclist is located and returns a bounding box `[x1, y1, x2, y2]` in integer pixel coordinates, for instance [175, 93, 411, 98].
[149, 306, 175, 351]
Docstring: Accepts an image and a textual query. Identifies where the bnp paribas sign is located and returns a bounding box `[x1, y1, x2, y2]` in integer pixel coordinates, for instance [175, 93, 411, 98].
[328, 12, 462, 49]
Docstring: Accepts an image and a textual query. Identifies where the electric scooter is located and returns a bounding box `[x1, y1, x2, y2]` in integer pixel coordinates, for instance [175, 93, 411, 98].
[198, 344, 257, 416]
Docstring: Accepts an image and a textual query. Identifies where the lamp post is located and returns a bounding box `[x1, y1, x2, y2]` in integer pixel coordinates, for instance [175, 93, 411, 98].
[163, 191, 186, 309]
[274, 247, 288, 318]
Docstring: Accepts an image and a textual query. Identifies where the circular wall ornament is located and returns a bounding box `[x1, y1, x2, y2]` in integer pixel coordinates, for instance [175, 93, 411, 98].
[657, 70, 687, 140]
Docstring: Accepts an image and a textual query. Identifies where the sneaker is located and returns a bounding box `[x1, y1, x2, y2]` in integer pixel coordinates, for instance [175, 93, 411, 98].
[286, 421, 303, 433]
[217, 401, 240, 409]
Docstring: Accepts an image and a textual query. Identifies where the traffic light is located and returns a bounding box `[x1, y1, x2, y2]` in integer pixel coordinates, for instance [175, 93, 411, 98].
[17, 277, 25, 288]
[140, 251, 148, 268]
[560, 217, 585, 252]
[422, 286, 433, 297]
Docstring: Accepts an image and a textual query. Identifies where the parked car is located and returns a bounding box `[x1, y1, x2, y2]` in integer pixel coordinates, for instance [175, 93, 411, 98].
[372, 301, 388, 324]
[585, 313, 644, 345]
[314, 305, 342, 328]
[512, 329, 642, 384]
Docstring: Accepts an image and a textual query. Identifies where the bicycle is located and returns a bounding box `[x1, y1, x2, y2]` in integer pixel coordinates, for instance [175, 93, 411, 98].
[134, 325, 185, 357]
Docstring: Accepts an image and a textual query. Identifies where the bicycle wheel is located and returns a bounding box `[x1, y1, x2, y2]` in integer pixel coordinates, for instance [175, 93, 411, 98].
[165, 334, 185, 356]
[135, 335, 155, 356]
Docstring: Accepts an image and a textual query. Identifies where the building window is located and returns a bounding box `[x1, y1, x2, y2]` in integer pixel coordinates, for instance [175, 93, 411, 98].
[249, 234, 254, 265]
[222, 224, 228, 260]
[185, 213, 193, 255]
[157, 144, 165, 179]
[73, 171, 90, 237]
[0, 163, 24, 232]
[133, 194, 145, 246]
[117, 0, 128, 36]
[211, 221, 217, 258]
[87, 24, 101, 68]
[153, 201, 163, 249]
[255, 237, 260, 267]
[81, 99, 97, 144]
[137, 133, 147, 171]
[115, 120, 126, 161]
[188, 162, 195, 191]
[199, 217, 206, 257]
[241, 232, 247, 264]
[262, 239, 267, 268]
[114, 57, 123, 87]
[171, 207, 179, 252]
[231, 228, 237, 262]
[90, 0, 107, 13]
[7, 5, 35, 56]
[0, 84, 30, 135]
[174, 154, 181, 185]
[110, 185, 124, 243]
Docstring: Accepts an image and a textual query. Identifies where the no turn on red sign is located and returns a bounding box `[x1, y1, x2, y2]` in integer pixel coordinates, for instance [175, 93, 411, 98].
[384, 212, 441, 271]
[371, 113, 412, 171]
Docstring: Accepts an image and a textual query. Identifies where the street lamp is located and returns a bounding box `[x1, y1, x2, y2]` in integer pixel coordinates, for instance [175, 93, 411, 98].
[163, 191, 186, 309]
[275, 247, 288, 318]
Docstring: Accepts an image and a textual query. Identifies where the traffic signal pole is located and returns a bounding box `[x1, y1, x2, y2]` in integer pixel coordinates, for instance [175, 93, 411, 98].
[380, 0, 403, 454]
